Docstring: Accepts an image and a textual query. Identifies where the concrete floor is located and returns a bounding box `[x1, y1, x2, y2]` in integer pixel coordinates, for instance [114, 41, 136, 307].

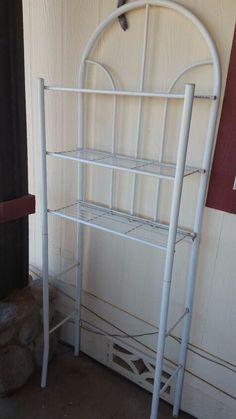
[0, 345, 195, 419]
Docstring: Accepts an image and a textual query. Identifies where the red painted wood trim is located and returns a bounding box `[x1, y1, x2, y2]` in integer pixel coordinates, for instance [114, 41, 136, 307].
[0, 194, 35, 223]
[206, 26, 236, 214]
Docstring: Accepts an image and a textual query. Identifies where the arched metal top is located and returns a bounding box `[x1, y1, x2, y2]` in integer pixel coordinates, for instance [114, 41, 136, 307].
[79, 0, 221, 96]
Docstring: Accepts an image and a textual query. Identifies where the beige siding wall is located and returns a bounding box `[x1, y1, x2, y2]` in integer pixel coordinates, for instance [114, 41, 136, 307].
[23, 1, 236, 418]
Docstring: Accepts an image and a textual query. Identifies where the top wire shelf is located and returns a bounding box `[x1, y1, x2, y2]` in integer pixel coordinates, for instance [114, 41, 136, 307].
[45, 85, 217, 100]
[47, 148, 204, 180]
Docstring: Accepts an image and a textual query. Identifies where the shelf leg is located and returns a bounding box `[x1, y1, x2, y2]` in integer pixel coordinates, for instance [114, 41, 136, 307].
[38, 77, 50, 388]
[150, 280, 172, 419]
[41, 233, 49, 388]
[173, 95, 220, 417]
[173, 231, 199, 416]
[150, 84, 195, 419]
[75, 60, 84, 356]
[75, 59, 85, 356]
[74, 225, 82, 356]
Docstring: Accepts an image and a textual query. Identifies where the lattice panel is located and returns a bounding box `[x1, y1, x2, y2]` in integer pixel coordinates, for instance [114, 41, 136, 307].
[107, 339, 175, 403]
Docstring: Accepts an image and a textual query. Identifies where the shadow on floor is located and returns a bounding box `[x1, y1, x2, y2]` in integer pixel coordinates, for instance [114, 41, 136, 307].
[0, 345, 195, 419]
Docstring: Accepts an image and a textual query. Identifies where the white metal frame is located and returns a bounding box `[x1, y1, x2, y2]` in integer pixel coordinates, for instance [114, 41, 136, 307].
[38, 1, 221, 418]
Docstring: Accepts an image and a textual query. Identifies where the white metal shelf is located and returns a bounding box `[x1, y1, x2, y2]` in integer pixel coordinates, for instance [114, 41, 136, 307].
[49, 200, 196, 250]
[38, 2, 221, 419]
[47, 148, 204, 180]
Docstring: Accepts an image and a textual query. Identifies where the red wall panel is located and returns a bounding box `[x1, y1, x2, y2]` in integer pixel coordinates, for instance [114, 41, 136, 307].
[206, 26, 236, 214]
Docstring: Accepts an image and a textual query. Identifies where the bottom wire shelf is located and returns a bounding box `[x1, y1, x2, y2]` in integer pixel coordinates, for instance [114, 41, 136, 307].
[48, 201, 195, 250]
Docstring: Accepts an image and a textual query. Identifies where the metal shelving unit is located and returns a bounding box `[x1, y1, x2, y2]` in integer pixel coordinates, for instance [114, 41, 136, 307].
[38, 1, 221, 418]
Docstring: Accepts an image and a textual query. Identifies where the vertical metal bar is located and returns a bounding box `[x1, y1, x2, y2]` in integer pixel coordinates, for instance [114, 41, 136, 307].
[131, 4, 150, 215]
[153, 61, 213, 222]
[38, 78, 49, 388]
[173, 99, 220, 417]
[85, 60, 118, 209]
[74, 61, 85, 356]
[74, 223, 82, 356]
[150, 84, 195, 419]
[153, 98, 168, 221]
[109, 85, 117, 208]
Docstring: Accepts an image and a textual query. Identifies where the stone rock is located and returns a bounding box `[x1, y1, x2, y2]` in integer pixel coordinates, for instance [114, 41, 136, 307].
[30, 278, 57, 323]
[0, 288, 38, 333]
[0, 327, 15, 347]
[18, 310, 41, 345]
[0, 345, 34, 396]
[0, 282, 58, 395]
[34, 332, 58, 367]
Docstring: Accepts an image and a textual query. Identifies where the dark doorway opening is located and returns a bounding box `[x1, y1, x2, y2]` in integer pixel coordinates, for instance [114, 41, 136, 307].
[0, 0, 35, 299]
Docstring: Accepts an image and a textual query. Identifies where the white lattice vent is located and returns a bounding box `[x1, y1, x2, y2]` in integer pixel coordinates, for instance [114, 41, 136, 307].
[107, 339, 175, 403]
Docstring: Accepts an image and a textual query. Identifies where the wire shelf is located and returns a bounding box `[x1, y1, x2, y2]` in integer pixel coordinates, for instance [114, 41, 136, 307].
[47, 148, 203, 180]
[49, 200, 196, 250]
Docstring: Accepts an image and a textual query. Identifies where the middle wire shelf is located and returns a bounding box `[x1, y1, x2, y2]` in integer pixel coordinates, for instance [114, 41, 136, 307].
[49, 200, 196, 250]
[47, 148, 204, 180]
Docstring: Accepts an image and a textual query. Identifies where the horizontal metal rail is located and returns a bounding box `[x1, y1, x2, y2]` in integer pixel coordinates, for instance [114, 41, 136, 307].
[44, 85, 216, 100]
[49, 310, 76, 334]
